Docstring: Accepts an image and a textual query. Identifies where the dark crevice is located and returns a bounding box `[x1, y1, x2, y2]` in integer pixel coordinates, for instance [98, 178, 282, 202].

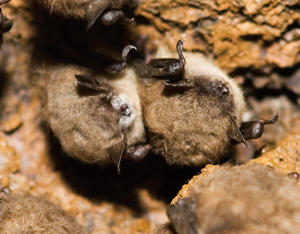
[45, 126, 200, 215]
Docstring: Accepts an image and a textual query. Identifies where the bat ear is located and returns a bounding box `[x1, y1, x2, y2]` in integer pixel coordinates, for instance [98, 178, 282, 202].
[167, 198, 198, 234]
[286, 172, 300, 182]
[75, 75, 109, 92]
[107, 135, 127, 175]
[85, 0, 110, 30]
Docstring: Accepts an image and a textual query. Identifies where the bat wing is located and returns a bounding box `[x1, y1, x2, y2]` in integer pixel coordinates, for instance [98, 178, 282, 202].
[75, 75, 110, 92]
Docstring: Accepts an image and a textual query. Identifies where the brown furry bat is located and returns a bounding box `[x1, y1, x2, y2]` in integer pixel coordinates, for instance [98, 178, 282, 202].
[0, 0, 12, 45]
[158, 164, 300, 234]
[37, 45, 151, 174]
[34, 0, 136, 29]
[137, 40, 278, 166]
[0, 187, 86, 233]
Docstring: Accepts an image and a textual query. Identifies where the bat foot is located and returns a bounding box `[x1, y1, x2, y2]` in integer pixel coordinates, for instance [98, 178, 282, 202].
[240, 112, 278, 141]
[165, 39, 186, 76]
[125, 144, 152, 162]
[85, 0, 133, 30]
[136, 39, 186, 80]
[100, 10, 133, 26]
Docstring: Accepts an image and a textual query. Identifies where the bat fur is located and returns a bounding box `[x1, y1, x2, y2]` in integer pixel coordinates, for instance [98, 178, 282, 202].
[157, 164, 300, 234]
[37, 63, 145, 165]
[0, 190, 86, 233]
[138, 45, 246, 166]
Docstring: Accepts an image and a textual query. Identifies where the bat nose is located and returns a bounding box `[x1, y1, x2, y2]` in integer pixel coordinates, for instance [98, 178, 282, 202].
[218, 83, 229, 95]
[120, 104, 131, 117]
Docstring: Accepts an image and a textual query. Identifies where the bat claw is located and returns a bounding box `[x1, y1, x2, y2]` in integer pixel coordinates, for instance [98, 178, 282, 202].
[163, 39, 186, 76]
[136, 39, 186, 80]
[104, 45, 136, 74]
[240, 112, 279, 141]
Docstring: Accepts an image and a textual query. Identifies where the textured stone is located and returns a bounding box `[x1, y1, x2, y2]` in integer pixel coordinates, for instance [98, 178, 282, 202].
[247, 134, 300, 176]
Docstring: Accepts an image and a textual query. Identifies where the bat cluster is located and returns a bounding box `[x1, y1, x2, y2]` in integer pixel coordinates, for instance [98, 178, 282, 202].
[157, 164, 300, 234]
[29, 0, 279, 171]
[0, 0, 291, 233]
[38, 38, 278, 171]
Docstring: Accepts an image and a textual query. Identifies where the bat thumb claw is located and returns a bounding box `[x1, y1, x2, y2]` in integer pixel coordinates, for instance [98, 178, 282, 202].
[121, 45, 137, 62]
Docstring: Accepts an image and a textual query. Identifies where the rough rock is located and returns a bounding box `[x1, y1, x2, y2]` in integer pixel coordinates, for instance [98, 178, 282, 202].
[131, 0, 300, 96]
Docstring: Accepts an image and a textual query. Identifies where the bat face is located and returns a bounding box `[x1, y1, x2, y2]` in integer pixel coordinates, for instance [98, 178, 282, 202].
[165, 164, 300, 234]
[0, 190, 86, 233]
[38, 63, 145, 168]
[138, 45, 246, 166]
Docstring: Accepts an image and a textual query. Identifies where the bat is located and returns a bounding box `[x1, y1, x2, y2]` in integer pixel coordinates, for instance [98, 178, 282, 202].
[37, 45, 151, 174]
[0, 0, 12, 45]
[33, 0, 136, 29]
[136, 39, 278, 166]
[0, 186, 86, 233]
[159, 164, 300, 234]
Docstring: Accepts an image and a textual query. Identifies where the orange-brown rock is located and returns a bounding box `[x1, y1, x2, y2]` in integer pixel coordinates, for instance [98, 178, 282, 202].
[131, 0, 300, 94]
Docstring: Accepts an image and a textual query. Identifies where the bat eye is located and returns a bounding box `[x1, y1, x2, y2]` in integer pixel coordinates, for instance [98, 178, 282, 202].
[212, 82, 229, 100]
[287, 172, 299, 182]
[120, 104, 131, 117]
[217, 83, 229, 97]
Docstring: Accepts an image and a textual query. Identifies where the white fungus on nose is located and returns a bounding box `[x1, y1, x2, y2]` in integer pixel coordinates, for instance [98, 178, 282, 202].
[111, 94, 136, 127]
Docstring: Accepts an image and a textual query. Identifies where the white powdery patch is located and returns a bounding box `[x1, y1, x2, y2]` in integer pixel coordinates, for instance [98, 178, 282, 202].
[111, 94, 136, 127]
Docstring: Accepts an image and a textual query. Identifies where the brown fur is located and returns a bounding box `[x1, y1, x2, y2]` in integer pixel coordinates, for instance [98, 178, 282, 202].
[138, 47, 246, 166]
[37, 63, 145, 164]
[33, 0, 133, 19]
[0, 191, 86, 233]
[160, 164, 300, 234]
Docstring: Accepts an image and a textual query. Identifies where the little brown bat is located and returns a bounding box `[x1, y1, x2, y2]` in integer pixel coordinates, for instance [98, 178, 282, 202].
[33, 0, 136, 29]
[0, 0, 12, 45]
[159, 164, 300, 234]
[0, 187, 86, 233]
[37, 45, 151, 174]
[136, 39, 278, 166]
